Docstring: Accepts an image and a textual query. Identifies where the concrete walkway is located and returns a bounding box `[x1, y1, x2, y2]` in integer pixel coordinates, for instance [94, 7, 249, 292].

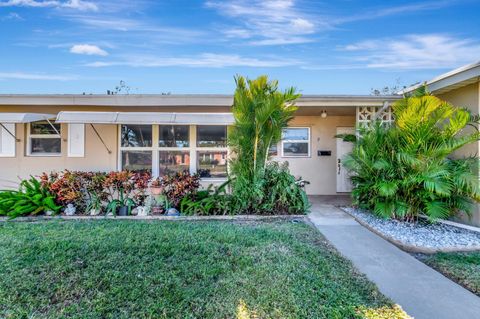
[308, 200, 480, 319]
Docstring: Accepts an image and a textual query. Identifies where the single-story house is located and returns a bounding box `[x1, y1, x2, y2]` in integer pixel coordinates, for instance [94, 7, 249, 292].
[0, 94, 398, 194]
[0, 62, 479, 225]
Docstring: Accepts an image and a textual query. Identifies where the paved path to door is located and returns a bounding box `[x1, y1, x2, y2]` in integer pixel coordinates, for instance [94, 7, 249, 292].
[308, 200, 480, 319]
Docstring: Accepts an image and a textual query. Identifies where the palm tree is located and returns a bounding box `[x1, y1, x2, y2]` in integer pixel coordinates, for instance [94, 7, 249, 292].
[228, 75, 300, 212]
[229, 75, 300, 181]
[342, 92, 480, 222]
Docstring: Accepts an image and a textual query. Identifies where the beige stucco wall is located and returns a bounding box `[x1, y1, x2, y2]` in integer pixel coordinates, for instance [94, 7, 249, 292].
[271, 115, 356, 195]
[437, 82, 480, 226]
[437, 83, 480, 159]
[0, 113, 355, 195]
[0, 123, 117, 189]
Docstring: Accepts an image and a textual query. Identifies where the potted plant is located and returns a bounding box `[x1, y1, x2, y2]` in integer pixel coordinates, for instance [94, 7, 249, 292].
[103, 171, 137, 217]
[106, 196, 135, 216]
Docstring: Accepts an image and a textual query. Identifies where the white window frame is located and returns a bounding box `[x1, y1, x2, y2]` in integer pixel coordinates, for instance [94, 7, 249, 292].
[118, 124, 229, 181]
[281, 127, 311, 158]
[118, 124, 156, 175]
[27, 121, 62, 157]
[195, 125, 228, 181]
[158, 124, 192, 177]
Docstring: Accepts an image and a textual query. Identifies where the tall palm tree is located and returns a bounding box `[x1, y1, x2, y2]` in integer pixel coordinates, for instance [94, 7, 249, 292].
[229, 75, 300, 181]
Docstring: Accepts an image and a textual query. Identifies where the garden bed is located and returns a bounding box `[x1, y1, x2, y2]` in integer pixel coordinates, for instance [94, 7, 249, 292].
[342, 207, 480, 254]
[0, 219, 409, 318]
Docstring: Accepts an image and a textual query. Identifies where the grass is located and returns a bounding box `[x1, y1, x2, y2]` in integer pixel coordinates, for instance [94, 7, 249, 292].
[0, 219, 409, 319]
[420, 251, 480, 296]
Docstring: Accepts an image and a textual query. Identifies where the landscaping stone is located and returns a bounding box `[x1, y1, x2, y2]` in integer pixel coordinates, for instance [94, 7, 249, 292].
[342, 207, 480, 252]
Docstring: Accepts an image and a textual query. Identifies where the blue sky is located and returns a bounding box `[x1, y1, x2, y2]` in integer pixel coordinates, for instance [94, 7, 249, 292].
[0, 0, 479, 94]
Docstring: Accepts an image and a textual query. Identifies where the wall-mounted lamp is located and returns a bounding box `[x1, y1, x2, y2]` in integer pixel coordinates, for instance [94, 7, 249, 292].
[320, 110, 328, 118]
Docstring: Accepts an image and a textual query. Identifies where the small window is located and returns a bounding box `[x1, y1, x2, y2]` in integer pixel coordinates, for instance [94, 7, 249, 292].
[197, 125, 227, 148]
[159, 125, 189, 148]
[121, 125, 152, 147]
[159, 150, 190, 176]
[28, 121, 61, 156]
[197, 151, 228, 178]
[121, 150, 152, 173]
[281, 127, 310, 157]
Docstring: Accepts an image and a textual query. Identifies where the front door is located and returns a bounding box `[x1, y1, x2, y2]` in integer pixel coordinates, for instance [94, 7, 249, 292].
[336, 127, 354, 192]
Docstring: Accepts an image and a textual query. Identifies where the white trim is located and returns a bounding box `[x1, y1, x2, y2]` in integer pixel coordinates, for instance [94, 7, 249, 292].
[281, 127, 311, 158]
[26, 121, 62, 157]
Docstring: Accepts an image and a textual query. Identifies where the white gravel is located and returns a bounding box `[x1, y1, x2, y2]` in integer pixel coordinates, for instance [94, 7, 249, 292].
[342, 207, 480, 250]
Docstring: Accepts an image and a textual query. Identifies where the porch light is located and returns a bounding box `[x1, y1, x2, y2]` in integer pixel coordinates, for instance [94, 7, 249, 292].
[320, 110, 327, 118]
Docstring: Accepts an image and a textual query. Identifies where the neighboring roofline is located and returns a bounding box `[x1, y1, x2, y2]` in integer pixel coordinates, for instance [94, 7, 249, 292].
[0, 94, 400, 108]
[399, 61, 480, 95]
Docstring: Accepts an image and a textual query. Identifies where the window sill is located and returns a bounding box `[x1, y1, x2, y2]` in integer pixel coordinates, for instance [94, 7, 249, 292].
[281, 155, 311, 158]
[200, 177, 228, 182]
[27, 154, 62, 157]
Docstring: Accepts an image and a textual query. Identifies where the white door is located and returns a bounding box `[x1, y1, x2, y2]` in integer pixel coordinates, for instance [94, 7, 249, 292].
[336, 127, 354, 192]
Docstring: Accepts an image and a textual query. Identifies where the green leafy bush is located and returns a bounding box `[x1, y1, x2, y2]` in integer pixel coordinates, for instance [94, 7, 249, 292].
[0, 177, 61, 218]
[180, 181, 232, 215]
[342, 93, 480, 222]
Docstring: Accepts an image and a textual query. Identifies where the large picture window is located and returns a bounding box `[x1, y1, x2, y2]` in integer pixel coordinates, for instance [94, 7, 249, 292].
[119, 124, 228, 178]
[281, 127, 310, 157]
[27, 121, 61, 156]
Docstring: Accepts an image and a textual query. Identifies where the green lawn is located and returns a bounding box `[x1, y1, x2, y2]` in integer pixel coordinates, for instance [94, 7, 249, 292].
[0, 220, 408, 319]
[421, 251, 480, 296]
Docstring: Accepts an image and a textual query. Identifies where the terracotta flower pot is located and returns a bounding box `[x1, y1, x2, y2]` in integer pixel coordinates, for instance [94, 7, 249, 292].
[150, 187, 162, 195]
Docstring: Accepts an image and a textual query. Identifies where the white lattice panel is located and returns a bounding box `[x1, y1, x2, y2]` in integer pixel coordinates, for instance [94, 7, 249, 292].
[356, 106, 393, 126]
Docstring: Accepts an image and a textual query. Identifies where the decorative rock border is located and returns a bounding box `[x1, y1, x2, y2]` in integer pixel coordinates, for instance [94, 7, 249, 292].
[339, 207, 480, 254]
[0, 214, 306, 223]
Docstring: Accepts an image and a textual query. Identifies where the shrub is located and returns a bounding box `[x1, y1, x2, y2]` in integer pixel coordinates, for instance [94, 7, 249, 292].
[180, 181, 232, 215]
[342, 93, 480, 222]
[40, 170, 151, 215]
[0, 177, 61, 218]
[261, 162, 310, 214]
[159, 171, 201, 208]
[40, 170, 84, 208]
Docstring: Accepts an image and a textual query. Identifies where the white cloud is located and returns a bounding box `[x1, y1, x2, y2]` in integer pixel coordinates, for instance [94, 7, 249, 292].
[1, 12, 23, 20]
[341, 34, 480, 70]
[335, 1, 454, 24]
[0, 72, 76, 80]
[206, 0, 322, 46]
[70, 44, 108, 56]
[86, 53, 301, 68]
[0, 0, 98, 11]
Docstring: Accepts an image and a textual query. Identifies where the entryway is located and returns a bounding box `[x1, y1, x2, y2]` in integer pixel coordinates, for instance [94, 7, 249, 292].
[336, 127, 354, 192]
